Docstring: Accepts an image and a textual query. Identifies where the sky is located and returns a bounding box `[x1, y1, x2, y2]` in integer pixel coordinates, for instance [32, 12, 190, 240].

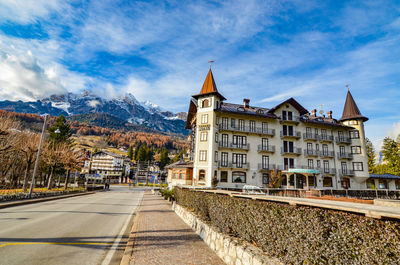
[0, 0, 399, 149]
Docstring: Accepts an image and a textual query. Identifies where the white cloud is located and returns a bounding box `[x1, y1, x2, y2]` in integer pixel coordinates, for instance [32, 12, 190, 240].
[388, 121, 400, 140]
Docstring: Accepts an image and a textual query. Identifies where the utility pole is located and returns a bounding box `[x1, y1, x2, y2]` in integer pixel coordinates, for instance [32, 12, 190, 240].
[29, 114, 48, 198]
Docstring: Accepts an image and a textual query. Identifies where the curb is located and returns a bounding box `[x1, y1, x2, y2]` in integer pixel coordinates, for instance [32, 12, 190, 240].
[0, 191, 95, 209]
[120, 195, 144, 265]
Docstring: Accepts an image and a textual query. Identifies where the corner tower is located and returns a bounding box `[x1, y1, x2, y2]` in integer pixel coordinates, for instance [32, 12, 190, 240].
[191, 68, 225, 187]
[339, 90, 369, 185]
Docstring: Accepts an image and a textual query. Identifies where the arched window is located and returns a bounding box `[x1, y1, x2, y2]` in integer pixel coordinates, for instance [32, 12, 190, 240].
[199, 170, 206, 181]
[232, 171, 246, 183]
[202, 99, 210, 108]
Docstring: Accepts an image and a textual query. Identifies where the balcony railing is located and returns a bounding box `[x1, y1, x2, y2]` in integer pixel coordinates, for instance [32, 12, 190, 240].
[218, 142, 250, 150]
[258, 163, 276, 170]
[257, 145, 275, 153]
[218, 124, 275, 136]
[218, 162, 250, 169]
[280, 131, 301, 139]
[339, 169, 355, 176]
[303, 133, 318, 141]
[281, 147, 302, 155]
[319, 151, 335, 158]
[279, 115, 300, 123]
[318, 135, 334, 142]
[319, 168, 337, 175]
[337, 152, 353, 160]
[335, 137, 352, 144]
[304, 149, 319, 157]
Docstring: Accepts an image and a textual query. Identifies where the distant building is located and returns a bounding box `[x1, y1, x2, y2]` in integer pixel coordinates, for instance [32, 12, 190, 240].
[184, 68, 379, 190]
[166, 160, 193, 187]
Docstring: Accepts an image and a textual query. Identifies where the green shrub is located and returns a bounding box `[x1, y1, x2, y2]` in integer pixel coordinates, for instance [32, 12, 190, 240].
[160, 188, 175, 201]
[175, 187, 400, 264]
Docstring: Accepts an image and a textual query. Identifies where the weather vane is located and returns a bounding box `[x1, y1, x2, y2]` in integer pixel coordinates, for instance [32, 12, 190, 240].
[209, 60, 214, 69]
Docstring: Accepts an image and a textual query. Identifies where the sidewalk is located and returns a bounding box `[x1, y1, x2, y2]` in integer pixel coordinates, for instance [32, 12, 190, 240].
[129, 192, 225, 265]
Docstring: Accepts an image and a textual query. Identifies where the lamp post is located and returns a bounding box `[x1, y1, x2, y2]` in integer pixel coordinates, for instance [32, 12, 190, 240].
[28, 116, 60, 197]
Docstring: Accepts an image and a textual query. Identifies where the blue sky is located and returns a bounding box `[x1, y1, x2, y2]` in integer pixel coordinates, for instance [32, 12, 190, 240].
[0, 0, 399, 148]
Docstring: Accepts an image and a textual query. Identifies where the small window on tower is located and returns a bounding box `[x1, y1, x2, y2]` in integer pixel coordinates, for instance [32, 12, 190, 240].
[202, 99, 210, 108]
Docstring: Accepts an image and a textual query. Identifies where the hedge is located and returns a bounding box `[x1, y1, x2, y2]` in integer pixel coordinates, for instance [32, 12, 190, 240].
[175, 187, 400, 264]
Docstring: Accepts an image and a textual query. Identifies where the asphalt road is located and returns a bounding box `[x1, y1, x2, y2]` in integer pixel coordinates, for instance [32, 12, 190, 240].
[0, 186, 145, 265]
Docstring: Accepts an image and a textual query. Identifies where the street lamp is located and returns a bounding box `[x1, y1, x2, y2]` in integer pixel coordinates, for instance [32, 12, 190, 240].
[28, 115, 60, 197]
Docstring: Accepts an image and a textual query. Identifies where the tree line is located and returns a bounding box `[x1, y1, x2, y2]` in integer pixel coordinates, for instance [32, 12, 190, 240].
[366, 136, 400, 176]
[0, 115, 85, 191]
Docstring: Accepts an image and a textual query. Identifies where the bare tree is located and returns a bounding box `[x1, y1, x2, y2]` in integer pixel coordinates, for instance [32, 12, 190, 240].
[269, 169, 285, 188]
[42, 142, 67, 190]
[17, 132, 40, 192]
[62, 148, 85, 190]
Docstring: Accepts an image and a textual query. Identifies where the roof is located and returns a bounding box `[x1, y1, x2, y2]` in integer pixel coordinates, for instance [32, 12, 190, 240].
[192, 69, 226, 100]
[340, 91, 368, 122]
[93, 151, 125, 159]
[165, 159, 193, 169]
[267, 97, 309, 115]
[216, 102, 277, 119]
[369, 173, 400, 180]
[301, 115, 353, 128]
[185, 98, 198, 129]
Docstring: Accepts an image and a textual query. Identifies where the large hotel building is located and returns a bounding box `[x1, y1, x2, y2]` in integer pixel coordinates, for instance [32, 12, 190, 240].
[185, 68, 372, 190]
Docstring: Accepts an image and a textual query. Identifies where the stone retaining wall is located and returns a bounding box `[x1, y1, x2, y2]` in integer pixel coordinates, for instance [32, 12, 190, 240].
[173, 202, 282, 265]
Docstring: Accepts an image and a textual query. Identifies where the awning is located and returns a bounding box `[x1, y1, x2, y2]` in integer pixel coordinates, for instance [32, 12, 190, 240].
[370, 173, 400, 180]
[286, 168, 320, 174]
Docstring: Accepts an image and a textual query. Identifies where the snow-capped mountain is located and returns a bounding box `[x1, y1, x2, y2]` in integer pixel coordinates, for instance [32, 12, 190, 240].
[0, 91, 188, 135]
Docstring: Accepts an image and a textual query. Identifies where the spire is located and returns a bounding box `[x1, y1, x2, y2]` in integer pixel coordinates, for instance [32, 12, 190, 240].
[340, 90, 368, 122]
[192, 68, 226, 100]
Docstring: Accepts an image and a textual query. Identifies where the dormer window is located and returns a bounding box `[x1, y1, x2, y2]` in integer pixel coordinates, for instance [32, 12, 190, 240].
[237, 107, 245, 112]
[257, 109, 263, 114]
[202, 99, 210, 108]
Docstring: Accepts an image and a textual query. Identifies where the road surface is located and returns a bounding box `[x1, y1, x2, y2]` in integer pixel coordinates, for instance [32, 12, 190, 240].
[0, 186, 144, 265]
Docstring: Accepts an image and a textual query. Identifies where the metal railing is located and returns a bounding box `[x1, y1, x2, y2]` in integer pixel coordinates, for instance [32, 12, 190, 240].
[218, 142, 250, 150]
[318, 135, 334, 142]
[218, 124, 275, 136]
[280, 131, 301, 138]
[218, 162, 250, 169]
[281, 147, 302, 155]
[280, 115, 300, 122]
[320, 151, 335, 158]
[304, 149, 319, 157]
[319, 168, 337, 175]
[258, 163, 276, 170]
[337, 152, 353, 159]
[257, 145, 275, 153]
[303, 133, 318, 141]
[335, 136, 352, 144]
[339, 169, 355, 176]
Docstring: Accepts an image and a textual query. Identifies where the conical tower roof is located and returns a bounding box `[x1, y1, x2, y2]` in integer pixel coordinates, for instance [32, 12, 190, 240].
[340, 90, 368, 122]
[192, 68, 226, 100]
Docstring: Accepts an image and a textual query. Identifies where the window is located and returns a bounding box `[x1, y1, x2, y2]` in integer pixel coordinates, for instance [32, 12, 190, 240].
[317, 160, 321, 168]
[378, 179, 388, 189]
[308, 159, 314, 169]
[349, 120, 359, 125]
[198, 170, 206, 181]
[232, 153, 247, 167]
[261, 138, 268, 150]
[306, 127, 312, 137]
[323, 160, 329, 173]
[174, 173, 178, 179]
[262, 173, 269, 185]
[282, 111, 293, 121]
[367, 179, 375, 189]
[215, 151, 218, 162]
[338, 131, 344, 141]
[316, 144, 319, 151]
[323, 177, 333, 187]
[283, 141, 294, 153]
[238, 119, 245, 131]
[215, 133, 218, 143]
[200, 131, 208, 141]
[307, 143, 312, 151]
[202, 99, 210, 108]
[351, 146, 361, 154]
[350, 130, 360, 139]
[341, 162, 347, 174]
[221, 134, 228, 147]
[262, 155, 269, 169]
[341, 178, 350, 189]
[262, 122, 268, 133]
[233, 135, 247, 147]
[314, 128, 318, 135]
[284, 158, 294, 170]
[249, 120, 256, 132]
[339, 146, 345, 155]
[282, 125, 294, 136]
[353, 162, 363, 171]
[201, 114, 208, 124]
[232, 171, 246, 183]
[221, 152, 228, 167]
[231, 118, 236, 128]
[220, 171, 228, 182]
[222, 117, 228, 128]
[179, 173, 184, 179]
[322, 144, 328, 156]
[199, 150, 207, 161]
[321, 129, 327, 136]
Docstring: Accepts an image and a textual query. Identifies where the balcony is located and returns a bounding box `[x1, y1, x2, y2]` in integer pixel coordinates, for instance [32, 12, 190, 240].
[280, 131, 301, 139]
[318, 135, 334, 142]
[281, 147, 302, 155]
[218, 124, 275, 136]
[279, 115, 300, 124]
[218, 162, 250, 170]
[339, 169, 355, 177]
[218, 142, 250, 151]
[304, 149, 319, 157]
[258, 163, 276, 171]
[319, 151, 335, 158]
[319, 168, 337, 175]
[257, 145, 275, 153]
[337, 152, 353, 160]
[303, 133, 318, 141]
[336, 137, 352, 144]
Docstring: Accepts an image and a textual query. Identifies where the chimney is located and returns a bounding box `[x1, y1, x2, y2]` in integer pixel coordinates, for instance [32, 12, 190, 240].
[243, 98, 250, 108]
[311, 109, 317, 117]
[327, 111, 332, 119]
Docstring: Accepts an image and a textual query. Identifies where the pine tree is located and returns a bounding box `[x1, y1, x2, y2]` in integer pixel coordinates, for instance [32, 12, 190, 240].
[127, 146, 133, 160]
[159, 147, 169, 169]
[365, 138, 376, 173]
[47, 115, 72, 144]
[381, 137, 400, 175]
[136, 145, 148, 162]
